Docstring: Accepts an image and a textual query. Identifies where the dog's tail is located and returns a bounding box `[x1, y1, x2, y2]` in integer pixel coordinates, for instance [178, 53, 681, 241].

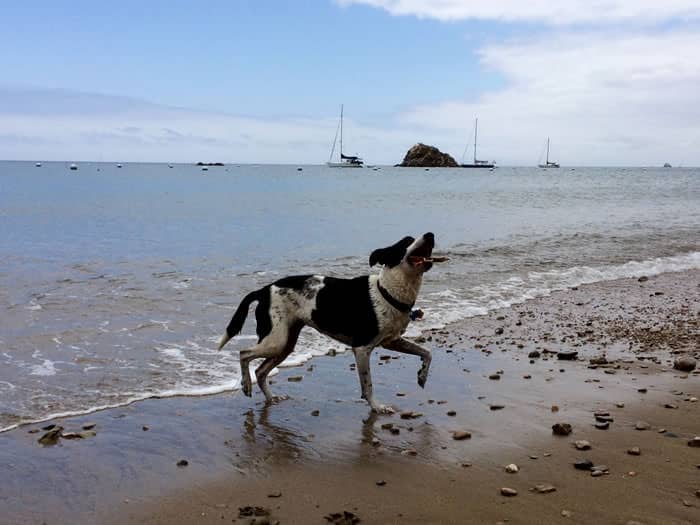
[218, 288, 263, 351]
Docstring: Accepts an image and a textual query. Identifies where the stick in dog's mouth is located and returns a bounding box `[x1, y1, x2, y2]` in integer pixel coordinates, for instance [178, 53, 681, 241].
[407, 255, 450, 264]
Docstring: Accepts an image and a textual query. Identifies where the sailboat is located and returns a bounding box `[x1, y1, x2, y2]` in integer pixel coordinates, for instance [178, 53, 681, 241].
[327, 105, 364, 168]
[460, 118, 496, 168]
[538, 138, 560, 168]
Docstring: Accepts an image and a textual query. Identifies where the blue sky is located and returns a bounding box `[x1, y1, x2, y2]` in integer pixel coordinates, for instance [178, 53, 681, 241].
[2, 1, 700, 165]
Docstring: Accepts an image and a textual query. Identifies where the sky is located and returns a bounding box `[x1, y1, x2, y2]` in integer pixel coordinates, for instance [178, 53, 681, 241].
[2, 0, 700, 166]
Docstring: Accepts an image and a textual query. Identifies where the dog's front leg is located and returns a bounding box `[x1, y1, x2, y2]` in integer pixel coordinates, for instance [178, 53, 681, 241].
[382, 337, 432, 388]
[352, 346, 394, 414]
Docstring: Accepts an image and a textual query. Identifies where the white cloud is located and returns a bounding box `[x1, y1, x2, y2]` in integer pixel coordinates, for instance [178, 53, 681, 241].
[338, 0, 700, 24]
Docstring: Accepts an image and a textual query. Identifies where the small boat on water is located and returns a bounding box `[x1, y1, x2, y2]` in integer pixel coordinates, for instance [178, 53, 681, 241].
[69, 163, 78, 171]
[538, 138, 560, 168]
[663, 162, 672, 168]
[116, 163, 123, 168]
[460, 118, 496, 168]
[35, 162, 42, 167]
[327, 105, 364, 168]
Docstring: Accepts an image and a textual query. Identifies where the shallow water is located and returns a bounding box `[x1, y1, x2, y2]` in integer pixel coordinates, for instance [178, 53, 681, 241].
[1, 161, 698, 430]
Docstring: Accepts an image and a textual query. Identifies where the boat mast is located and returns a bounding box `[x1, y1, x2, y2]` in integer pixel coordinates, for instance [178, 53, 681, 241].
[474, 118, 478, 163]
[340, 104, 344, 159]
[546, 138, 550, 164]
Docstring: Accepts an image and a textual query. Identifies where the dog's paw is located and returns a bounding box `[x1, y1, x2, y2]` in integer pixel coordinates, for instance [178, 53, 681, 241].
[372, 404, 395, 415]
[417, 368, 429, 388]
[242, 380, 253, 398]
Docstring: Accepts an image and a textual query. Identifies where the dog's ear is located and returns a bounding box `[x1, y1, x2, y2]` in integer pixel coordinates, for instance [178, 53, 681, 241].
[369, 236, 415, 267]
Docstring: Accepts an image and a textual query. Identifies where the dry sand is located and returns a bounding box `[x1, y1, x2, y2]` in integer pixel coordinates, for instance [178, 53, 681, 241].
[1, 270, 698, 524]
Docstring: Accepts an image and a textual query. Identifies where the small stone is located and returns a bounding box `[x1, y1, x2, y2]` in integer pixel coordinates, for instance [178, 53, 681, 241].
[574, 440, 591, 451]
[637, 276, 649, 282]
[375, 480, 386, 486]
[81, 422, 97, 430]
[595, 422, 610, 430]
[489, 374, 501, 380]
[590, 356, 608, 365]
[504, 463, 519, 473]
[490, 404, 505, 411]
[37, 426, 64, 446]
[616, 402, 625, 408]
[142, 425, 150, 431]
[628, 447, 641, 456]
[635, 421, 651, 431]
[682, 499, 694, 507]
[561, 510, 572, 518]
[177, 459, 189, 467]
[495, 327, 504, 335]
[557, 351, 578, 361]
[695, 489, 700, 498]
[591, 470, 605, 477]
[664, 403, 678, 409]
[311, 410, 320, 416]
[528, 351, 541, 359]
[267, 491, 282, 498]
[452, 431, 472, 440]
[637, 388, 647, 393]
[381, 423, 394, 430]
[552, 423, 572, 436]
[532, 484, 556, 494]
[390, 427, 400, 435]
[688, 437, 700, 448]
[500, 487, 517, 497]
[551, 405, 559, 412]
[674, 357, 697, 372]
[460, 462, 472, 467]
[287, 376, 303, 382]
[574, 459, 594, 470]
[523, 374, 532, 379]
[447, 410, 457, 416]
[400, 411, 422, 420]
[401, 448, 418, 456]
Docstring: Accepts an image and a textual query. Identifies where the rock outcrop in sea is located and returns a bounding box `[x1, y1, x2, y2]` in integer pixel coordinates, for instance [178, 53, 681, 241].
[398, 143, 458, 168]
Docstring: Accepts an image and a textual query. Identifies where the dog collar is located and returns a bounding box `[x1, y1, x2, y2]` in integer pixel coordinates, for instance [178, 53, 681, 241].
[377, 281, 414, 314]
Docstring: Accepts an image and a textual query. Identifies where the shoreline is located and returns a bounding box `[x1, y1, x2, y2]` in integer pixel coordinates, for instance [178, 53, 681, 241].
[1, 270, 698, 524]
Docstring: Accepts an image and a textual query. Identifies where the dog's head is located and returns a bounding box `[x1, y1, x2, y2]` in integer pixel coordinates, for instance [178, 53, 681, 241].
[369, 232, 435, 273]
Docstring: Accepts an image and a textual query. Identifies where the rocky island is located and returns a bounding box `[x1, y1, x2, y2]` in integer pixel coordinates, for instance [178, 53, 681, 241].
[398, 143, 458, 167]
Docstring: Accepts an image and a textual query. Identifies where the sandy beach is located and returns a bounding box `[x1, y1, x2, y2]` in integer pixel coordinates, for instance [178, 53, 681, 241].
[1, 270, 698, 524]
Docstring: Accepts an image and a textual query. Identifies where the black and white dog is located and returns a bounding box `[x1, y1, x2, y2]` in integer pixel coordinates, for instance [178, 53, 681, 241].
[218, 232, 436, 413]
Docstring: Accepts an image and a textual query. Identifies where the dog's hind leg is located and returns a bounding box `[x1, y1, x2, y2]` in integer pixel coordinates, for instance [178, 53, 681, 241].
[382, 337, 432, 388]
[353, 346, 394, 414]
[240, 336, 287, 398]
[255, 324, 302, 403]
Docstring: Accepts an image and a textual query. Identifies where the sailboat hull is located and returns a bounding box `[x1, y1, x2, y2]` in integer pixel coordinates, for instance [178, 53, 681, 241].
[460, 163, 495, 168]
[326, 162, 364, 168]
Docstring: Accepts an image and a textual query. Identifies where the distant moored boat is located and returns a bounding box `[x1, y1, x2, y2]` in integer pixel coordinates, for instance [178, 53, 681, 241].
[116, 163, 123, 168]
[35, 162, 42, 167]
[327, 104, 364, 168]
[663, 162, 672, 168]
[69, 163, 78, 171]
[460, 118, 496, 168]
[538, 138, 560, 168]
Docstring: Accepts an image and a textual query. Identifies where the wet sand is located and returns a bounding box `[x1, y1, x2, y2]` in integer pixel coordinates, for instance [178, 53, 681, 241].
[1, 270, 698, 524]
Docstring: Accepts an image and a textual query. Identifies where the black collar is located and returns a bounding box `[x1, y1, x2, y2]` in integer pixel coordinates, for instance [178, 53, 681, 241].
[377, 281, 414, 314]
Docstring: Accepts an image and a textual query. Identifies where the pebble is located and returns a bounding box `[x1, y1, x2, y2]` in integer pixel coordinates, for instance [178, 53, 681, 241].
[551, 405, 559, 412]
[37, 427, 64, 446]
[552, 423, 572, 436]
[616, 402, 625, 408]
[504, 463, 519, 473]
[688, 437, 700, 448]
[557, 351, 578, 360]
[400, 411, 422, 420]
[461, 462, 472, 468]
[489, 374, 501, 380]
[595, 422, 610, 430]
[561, 510, 573, 518]
[311, 410, 320, 416]
[528, 351, 541, 359]
[673, 357, 697, 372]
[81, 422, 97, 430]
[574, 440, 591, 451]
[267, 491, 282, 498]
[176, 459, 189, 467]
[401, 448, 418, 456]
[532, 484, 556, 494]
[375, 480, 386, 486]
[637, 388, 648, 393]
[664, 403, 678, 409]
[490, 404, 505, 411]
[574, 459, 594, 471]
[452, 431, 472, 440]
[523, 375, 532, 379]
[287, 376, 303, 382]
[500, 487, 518, 497]
[447, 410, 457, 416]
[628, 447, 641, 456]
[635, 421, 651, 431]
[142, 425, 150, 431]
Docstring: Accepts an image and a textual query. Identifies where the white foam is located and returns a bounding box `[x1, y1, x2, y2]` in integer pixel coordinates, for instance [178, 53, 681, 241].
[29, 359, 57, 376]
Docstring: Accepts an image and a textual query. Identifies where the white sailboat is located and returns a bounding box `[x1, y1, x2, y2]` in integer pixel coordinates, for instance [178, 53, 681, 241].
[327, 105, 364, 168]
[460, 118, 496, 168]
[538, 138, 560, 168]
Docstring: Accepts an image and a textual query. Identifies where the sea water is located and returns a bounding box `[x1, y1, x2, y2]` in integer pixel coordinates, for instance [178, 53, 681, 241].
[1, 161, 698, 431]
